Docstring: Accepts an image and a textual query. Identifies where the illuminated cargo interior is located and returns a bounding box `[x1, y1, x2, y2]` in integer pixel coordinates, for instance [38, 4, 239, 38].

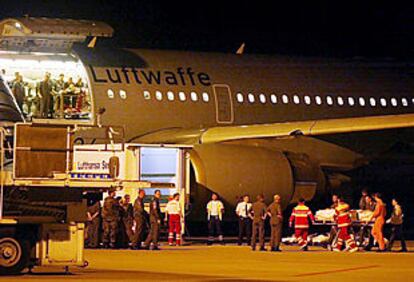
[0, 50, 92, 121]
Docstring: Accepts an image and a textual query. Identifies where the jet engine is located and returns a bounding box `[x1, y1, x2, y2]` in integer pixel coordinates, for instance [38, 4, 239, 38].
[188, 143, 325, 220]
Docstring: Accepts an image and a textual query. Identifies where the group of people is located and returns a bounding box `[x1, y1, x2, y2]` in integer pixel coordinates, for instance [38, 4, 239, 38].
[85, 189, 408, 253]
[207, 193, 284, 251]
[3, 70, 89, 119]
[207, 190, 408, 253]
[86, 189, 183, 251]
[354, 190, 407, 252]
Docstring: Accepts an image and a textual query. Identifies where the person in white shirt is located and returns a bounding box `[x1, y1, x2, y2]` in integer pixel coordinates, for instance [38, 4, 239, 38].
[165, 193, 183, 246]
[206, 193, 225, 245]
[235, 195, 253, 245]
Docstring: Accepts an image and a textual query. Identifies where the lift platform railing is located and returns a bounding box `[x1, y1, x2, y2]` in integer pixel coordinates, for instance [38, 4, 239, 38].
[12, 123, 125, 180]
[0, 126, 7, 219]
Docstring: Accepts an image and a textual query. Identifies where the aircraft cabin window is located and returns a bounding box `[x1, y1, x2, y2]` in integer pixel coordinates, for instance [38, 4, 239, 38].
[315, 96, 322, 105]
[402, 97, 408, 107]
[282, 94, 289, 104]
[119, 90, 127, 100]
[236, 93, 244, 103]
[248, 93, 255, 103]
[293, 95, 300, 104]
[167, 91, 175, 101]
[107, 89, 115, 99]
[143, 90, 151, 100]
[202, 92, 210, 102]
[348, 97, 355, 106]
[337, 96, 344, 106]
[190, 91, 198, 102]
[179, 91, 186, 101]
[369, 97, 376, 107]
[270, 94, 277, 104]
[326, 96, 334, 106]
[391, 98, 398, 107]
[304, 96, 311, 105]
[359, 97, 366, 106]
[259, 93, 266, 104]
[380, 98, 387, 107]
[155, 90, 163, 101]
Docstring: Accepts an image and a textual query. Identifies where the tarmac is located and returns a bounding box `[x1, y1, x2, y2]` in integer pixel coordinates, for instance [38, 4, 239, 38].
[3, 242, 414, 281]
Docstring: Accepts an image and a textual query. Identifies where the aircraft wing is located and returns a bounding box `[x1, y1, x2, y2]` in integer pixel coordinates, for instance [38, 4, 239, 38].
[136, 113, 414, 144]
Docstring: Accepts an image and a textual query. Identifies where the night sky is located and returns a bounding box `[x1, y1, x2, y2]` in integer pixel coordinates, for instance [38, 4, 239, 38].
[1, 1, 413, 58]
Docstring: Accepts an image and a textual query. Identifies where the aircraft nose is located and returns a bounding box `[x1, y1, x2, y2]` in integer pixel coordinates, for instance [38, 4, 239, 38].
[0, 76, 24, 122]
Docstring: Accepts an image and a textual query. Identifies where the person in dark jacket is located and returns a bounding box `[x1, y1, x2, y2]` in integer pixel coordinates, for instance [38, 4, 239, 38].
[38, 72, 53, 118]
[132, 190, 147, 249]
[120, 194, 134, 247]
[86, 200, 101, 248]
[387, 198, 407, 252]
[102, 189, 120, 249]
[267, 194, 283, 252]
[251, 194, 267, 251]
[143, 190, 162, 250]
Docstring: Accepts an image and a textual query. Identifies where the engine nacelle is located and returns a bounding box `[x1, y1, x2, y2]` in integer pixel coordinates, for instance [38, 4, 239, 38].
[189, 144, 292, 219]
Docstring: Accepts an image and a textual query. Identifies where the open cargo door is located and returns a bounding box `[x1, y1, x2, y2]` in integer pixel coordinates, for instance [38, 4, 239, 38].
[0, 17, 113, 52]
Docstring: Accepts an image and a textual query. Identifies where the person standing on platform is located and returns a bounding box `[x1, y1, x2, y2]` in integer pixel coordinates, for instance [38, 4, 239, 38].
[166, 193, 183, 246]
[333, 197, 358, 252]
[120, 194, 134, 247]
[86, 200, 100, 248]
[102, 189, 119, 249]
[267, 194, 283, 252]
[289, 198, 314, 251]
[132, 190, 147, 250]
[235, 195, 252, 246]
[387, 198, 407, 252]
[206, 193, 225, 245]
[143, 190, 162, 250]
[369, 193, 387, 252]
[38, 72, 53, 118]
[11, 74, 25, 111]
[251, 194, 267, 251]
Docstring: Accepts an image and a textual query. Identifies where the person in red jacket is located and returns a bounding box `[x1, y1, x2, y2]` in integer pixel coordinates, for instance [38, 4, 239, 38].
[289, 198, 314, 251]
[333, 197, 358, 252]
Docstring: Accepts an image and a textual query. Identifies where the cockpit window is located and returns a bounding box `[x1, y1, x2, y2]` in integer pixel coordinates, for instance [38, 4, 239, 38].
[0, 52, 92, 122]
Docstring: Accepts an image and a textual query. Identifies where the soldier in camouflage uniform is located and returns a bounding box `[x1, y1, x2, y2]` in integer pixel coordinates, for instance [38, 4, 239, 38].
[102, 189, 120, 248]
[86, 199, 101, 248]
[132, 189, 147, 249]
[120, 194, 134, 247]
[143, 190, 162, 250]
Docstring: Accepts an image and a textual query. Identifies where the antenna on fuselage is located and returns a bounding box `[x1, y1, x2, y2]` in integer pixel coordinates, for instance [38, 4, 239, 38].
[236, 42, 245, 55]
[88, 36, 98, 48]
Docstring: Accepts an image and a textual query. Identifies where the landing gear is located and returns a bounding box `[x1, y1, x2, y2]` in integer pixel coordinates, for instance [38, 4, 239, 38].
[0, 237, 29, 275]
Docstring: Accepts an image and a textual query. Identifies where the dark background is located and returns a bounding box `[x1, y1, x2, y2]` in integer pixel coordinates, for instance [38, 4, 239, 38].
[2, 0, 414, 238]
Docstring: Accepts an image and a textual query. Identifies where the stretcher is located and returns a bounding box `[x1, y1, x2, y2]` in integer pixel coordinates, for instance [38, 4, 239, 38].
[282, 209, 375, 250]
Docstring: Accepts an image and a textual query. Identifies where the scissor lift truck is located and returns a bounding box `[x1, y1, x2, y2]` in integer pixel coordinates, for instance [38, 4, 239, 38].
[0, 123, 151, 275]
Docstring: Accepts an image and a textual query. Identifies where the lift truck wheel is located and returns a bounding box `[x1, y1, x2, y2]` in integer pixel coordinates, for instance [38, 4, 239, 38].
[0, 237, 29, 275]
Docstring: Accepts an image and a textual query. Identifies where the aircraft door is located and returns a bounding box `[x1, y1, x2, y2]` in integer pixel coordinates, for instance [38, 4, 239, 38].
[213, 84, 234, 124]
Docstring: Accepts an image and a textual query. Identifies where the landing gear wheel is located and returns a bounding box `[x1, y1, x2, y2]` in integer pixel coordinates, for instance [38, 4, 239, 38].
[0, 237, 29, 275]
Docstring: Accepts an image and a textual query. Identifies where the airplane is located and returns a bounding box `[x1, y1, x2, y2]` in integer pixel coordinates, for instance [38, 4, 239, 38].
[1, 17, 414, 220]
